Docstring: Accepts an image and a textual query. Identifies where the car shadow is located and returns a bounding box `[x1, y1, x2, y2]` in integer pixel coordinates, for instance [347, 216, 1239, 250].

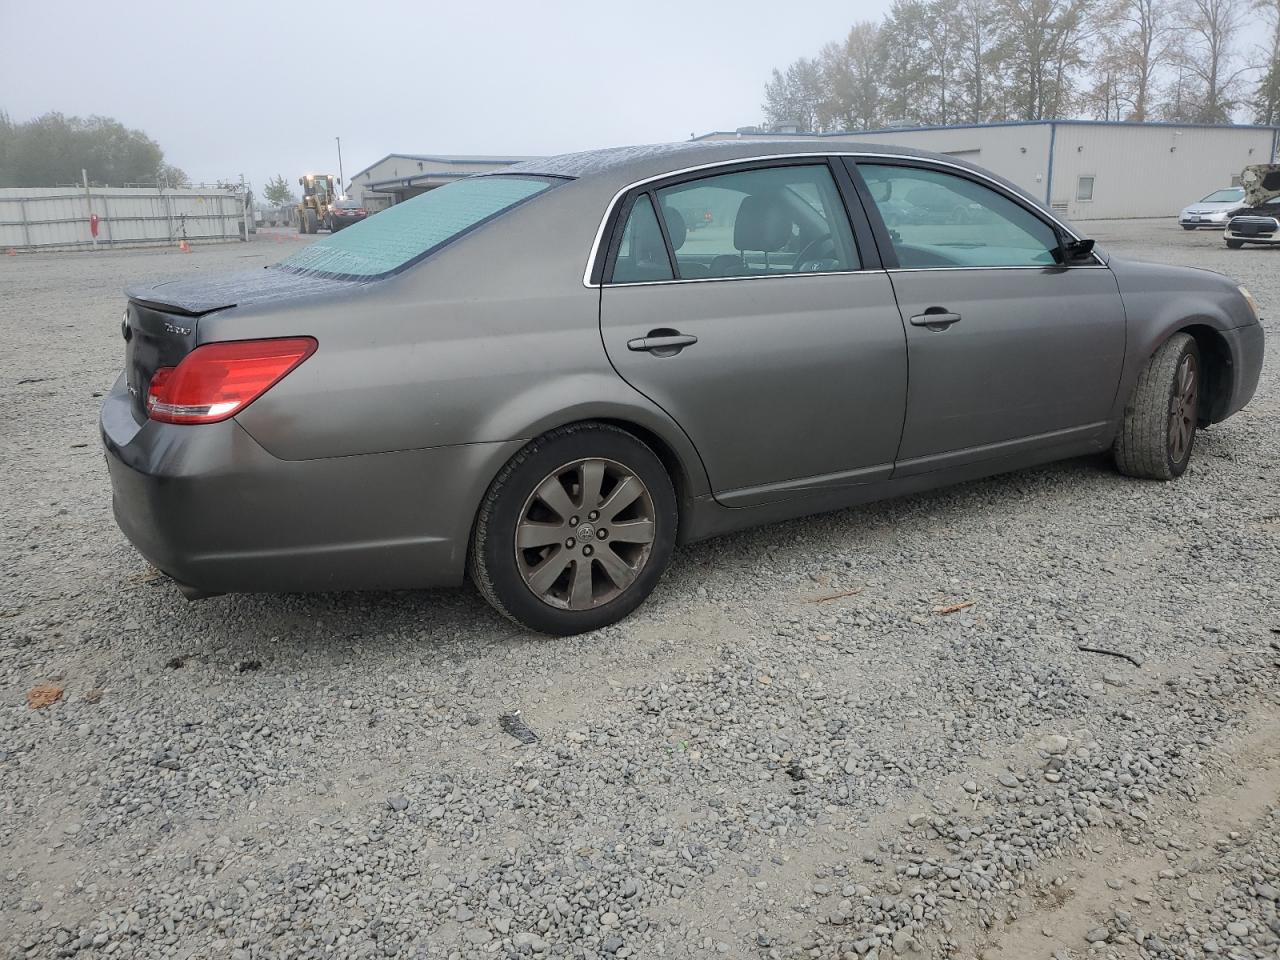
[143, 452, 1130, 669]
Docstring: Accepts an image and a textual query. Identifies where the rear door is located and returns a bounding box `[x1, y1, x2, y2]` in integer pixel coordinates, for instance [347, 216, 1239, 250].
[598, 159, 908, 506]
[847, 159, 1127, 474]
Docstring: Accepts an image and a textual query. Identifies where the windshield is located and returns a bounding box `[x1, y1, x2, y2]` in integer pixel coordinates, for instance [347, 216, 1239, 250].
[279, 175, 560, 279]
[1200, 188, 1244, 202]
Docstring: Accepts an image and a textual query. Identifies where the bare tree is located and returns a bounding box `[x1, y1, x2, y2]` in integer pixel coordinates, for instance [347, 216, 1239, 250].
[1172, 0, 1249, 122]
[879, 0, 934, 124]
[921, 0, 962, 123]
[1251, 0, 1280, 124]
[818, 22, 885, 131]
[850, 24, 887, 130]
[994, 0, 1094, 119]
[955, 0, 1004, 121]
[763, 58, 823, 131]
[1093, 0, 1176, 118]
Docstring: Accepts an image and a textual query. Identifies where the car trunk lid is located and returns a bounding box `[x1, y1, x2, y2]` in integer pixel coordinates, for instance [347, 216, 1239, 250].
[123, 300, 201, 424]
[122, 268, 365, 423]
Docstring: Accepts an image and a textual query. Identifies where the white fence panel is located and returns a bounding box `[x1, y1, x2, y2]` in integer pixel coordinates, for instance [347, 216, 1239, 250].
[0, 186, 248, 251]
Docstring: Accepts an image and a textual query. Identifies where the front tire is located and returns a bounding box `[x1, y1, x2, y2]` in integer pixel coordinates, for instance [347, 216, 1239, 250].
[1226, 239, 1245, 249]
[305, 209, 319, 234]
[469, 423, 677, 635]
[1113, 333, 1201, 480]
[1181, 224, 1197, 231]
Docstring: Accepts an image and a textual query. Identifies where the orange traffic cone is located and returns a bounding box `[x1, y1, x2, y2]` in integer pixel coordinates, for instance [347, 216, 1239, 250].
[178, 239, 190, 253]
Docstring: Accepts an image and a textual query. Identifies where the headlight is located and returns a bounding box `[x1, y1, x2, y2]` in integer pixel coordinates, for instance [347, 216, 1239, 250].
[1239, 286, 1260, 321]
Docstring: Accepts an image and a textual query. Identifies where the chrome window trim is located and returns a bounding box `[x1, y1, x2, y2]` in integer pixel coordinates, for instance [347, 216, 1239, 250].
[582, 151, 1099, 288]
[606, 264, 1107, 291]
[606, 268, 891, 289]
[887, 264, 1108, 273]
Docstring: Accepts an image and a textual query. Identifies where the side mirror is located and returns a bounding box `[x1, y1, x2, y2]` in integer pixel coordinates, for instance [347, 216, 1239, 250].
[1053, 235, 1095, 265]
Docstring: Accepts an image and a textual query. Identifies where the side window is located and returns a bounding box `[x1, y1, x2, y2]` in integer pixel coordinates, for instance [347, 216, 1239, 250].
[611, 194, 673, 284]
[857, 163, 1060, 268]
[653, 163, 859, 280]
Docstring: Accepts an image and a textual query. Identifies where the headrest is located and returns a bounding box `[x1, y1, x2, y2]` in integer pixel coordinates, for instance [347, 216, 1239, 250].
[661, 206, 687, 250]
[734, 193, 792, 252]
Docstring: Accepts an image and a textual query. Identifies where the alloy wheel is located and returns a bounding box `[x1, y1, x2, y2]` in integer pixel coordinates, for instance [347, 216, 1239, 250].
[515, 458, 657, 610]
[1168, 353, 1198, 464]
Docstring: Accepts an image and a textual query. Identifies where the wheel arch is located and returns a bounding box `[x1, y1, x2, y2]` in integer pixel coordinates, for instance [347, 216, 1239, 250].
[1174, 322, 1235, 424]
[593, 416, 698, 531]
[1119, 312, 1239, 429]
[465, 397, 713, 559]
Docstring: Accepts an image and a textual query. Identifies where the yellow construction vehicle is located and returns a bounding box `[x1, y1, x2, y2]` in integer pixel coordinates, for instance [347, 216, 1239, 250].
[297, 174, 337, 234]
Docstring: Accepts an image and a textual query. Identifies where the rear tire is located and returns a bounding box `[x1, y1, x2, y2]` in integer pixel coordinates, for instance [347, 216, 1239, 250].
[1113, 333, 1201, 480]
[469, 423, 677, 635]
[1226, 239, 1245, 249]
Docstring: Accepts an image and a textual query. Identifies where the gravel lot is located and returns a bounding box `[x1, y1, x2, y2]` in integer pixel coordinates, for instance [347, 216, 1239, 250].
[1, 221, 1278, 960]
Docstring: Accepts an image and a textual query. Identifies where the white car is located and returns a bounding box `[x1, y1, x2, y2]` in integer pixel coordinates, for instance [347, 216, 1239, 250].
[1179, 187, 1246, 230]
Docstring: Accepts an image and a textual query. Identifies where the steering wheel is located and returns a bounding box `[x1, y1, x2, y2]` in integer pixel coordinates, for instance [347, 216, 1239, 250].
[794, 233, 835, 272]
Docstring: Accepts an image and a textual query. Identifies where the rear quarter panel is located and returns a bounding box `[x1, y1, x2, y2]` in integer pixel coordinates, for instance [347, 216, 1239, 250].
[201, 177, 711, 498]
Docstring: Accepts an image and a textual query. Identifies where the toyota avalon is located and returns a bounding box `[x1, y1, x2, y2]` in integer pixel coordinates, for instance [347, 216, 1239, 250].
[102, 141, 1265, 634]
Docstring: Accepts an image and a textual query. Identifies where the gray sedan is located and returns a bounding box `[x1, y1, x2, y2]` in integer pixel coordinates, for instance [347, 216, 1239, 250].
[102, 141, 1265, 635]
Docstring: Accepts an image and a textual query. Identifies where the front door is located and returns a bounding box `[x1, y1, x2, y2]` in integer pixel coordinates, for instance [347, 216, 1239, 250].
[851, 160, 1127, 474]
[598, 161, 909, 506]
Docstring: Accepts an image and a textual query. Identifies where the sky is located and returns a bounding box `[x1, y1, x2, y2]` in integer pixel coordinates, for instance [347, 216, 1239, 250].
[0, 0, 896, 196]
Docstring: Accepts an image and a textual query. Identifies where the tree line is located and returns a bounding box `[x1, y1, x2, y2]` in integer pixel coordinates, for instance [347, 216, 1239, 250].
[762, 0, 1280, 132]
[0, 112, 188, 189]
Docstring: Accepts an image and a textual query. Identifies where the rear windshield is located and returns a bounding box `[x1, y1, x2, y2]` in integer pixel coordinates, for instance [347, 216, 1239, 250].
[1201, 188, 1244, 202]
[278, 175, 560, 279]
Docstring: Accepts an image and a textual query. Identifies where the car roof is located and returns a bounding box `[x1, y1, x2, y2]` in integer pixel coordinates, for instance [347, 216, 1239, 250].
[507, 139, 1048, 213]
[512, 139, 952, 185]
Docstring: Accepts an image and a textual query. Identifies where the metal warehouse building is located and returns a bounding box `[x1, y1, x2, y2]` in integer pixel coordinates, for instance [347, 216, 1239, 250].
[345, 153, 536, 209]
[696, 121, 1279, 221]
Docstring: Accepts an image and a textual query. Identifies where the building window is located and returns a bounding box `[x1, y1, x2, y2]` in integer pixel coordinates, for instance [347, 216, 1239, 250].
[1076, 176, 1095, 202]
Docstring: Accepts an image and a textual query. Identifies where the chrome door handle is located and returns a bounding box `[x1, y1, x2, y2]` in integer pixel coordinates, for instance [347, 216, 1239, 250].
[909, 311, 962, 330]
[627, 333, 698, 354]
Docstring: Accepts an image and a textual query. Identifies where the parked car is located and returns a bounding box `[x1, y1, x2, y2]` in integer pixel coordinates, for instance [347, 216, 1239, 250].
[1178, 187, 1246, 229]
[326, 198, 368, 231]
[102, 141, 1265, 635]
[1225, 197, 1280, 248]
[1224, 163, 1280, 249]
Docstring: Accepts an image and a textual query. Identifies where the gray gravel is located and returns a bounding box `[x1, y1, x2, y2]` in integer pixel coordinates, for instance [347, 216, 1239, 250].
[1, 221, 1278, 959]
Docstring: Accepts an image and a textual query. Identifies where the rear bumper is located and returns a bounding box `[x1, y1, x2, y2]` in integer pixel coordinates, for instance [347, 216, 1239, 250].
[100, 374, 521, 594]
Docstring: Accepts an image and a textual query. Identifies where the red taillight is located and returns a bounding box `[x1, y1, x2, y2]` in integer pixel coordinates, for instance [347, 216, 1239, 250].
[147, 337, 317, 424]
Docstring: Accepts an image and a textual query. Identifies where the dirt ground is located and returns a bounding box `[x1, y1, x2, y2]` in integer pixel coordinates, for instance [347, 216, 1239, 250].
[0, 220, 1277, 960]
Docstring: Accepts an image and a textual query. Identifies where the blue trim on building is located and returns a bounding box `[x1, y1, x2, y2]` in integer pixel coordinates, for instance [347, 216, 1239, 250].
[1273, 128, 1279, 163]
[693, 119, 1280, 141]
[1045, 122, 1056, 204]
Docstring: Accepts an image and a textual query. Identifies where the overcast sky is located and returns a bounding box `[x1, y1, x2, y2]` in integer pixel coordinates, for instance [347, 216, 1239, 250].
[0, 0, 895, 194]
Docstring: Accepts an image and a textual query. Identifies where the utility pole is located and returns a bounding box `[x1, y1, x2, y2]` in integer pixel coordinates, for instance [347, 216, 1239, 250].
[241, 173, 251, 242]
[83, 169, 97, 249]
[335, 136, 345, 196]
